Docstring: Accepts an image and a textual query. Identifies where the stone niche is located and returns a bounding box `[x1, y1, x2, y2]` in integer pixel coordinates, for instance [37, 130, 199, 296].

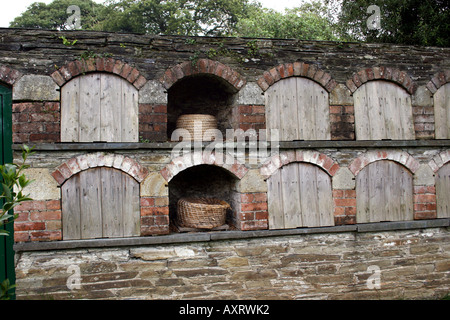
[167, 74, 237, 140]
[168, 164, 240, 229]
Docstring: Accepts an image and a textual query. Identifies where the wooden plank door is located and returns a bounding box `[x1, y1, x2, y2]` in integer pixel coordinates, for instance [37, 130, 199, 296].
[265, 77, 330, 141]
[356, 160, 414, 223]
[434, 83, 450, 139]
[62, 167, 140, 240]
[436, 163, 450, 218]
[61, 73, 139, 142]
[267, 162, 334, 229]
[354, 81, 415, 140]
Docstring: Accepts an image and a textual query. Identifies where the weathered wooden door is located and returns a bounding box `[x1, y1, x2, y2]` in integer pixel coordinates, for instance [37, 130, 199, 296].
[434, 83, 450, 139]
[0, 84, 14, 299]
[356, 160, 414, 223]
[436, 163, 450, 218]
[267, 162, 334, 229]
[62, 167, 140, 240]
[61, 73, 139, 142]
[353, 81, 415, 140]
[265, 77, 330, 141]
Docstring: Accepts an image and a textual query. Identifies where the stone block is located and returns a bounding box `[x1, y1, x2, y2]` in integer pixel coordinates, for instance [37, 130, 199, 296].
[413, 164, 435, 186]
[138, 80, 168, 104]
[20, 168, 60, 200]
[330, 83, 353, 106]
[412, 85, 433, 107]
[234, 82, 264, 105]
[237, 169, 267, 193]
[332, 167, 355, 190]
[140, 172, 168, 197]
[13, 75, 60, 101]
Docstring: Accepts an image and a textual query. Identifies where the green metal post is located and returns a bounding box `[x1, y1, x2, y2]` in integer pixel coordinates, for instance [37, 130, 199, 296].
[0, 84, 15, 299]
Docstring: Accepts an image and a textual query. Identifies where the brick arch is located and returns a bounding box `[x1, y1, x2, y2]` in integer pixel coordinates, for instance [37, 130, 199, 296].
[160, 151, 248, 182]
[346, 66, 417, 94]
[0, 64, 22, 86]
[428, 150, 450, 173]
[260, 150, 340, 180]
[348, 150, 420, 176]
[159, 58, 246, 92]
[50, 58, 148, 89]
[256, 62, 338, 92]
[426, 70, 450, 94]
[51, 152, 149, 186]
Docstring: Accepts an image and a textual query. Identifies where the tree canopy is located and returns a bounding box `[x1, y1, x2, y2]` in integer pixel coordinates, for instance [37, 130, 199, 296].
[8, 0, 450, 46]
[234, 1, 338, 40]
[329, 0, 450, 47]
[95, 0, 261, 36]
[9, 0, 105, 30]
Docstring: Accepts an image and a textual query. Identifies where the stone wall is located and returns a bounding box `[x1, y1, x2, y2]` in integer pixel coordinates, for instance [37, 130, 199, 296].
[14, 226, 449, 300]
[1, 28, 449, 299]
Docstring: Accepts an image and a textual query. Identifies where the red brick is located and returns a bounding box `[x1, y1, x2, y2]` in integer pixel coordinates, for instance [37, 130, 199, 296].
[240, 193, 254, 203]
[30, 211, 61, 221]
[15, 200, 47, 212]
[334, 198, 356, 207]
[14, 222, 45, 231]
[133, 75, 147, 89]
[112, 59, 125, 75]
[240, 220, 268, 231]
[30, 230, 62, 241]
[414, 211, 437, 220]
[95, 57, 105, 71]
[334, 206, 345, 216]
[252, 105, 265, 114]
[14, 232, 30, 242]
[253, 193, 267, 203]
[344, 190, 356, 198]
[153, 104, 167, 113]
[414, 194, 436, 203]
[241, 202, 268, 212]
[238, 105, 253, 114]
[154, 215, 170, 225]
[140, 197, 155, 207]
[330, 105, 342, 114]
[104, 58, 116, 73]
[332, 190, 344, 198]
[254, 211, 268, 220]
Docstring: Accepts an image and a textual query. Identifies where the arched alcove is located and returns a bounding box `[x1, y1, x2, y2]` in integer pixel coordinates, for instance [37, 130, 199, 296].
[168, 164, 240, 228]
[167, 74, 237, 139]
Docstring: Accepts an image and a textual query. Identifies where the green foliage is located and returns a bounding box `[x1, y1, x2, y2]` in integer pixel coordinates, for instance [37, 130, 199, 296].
[59, 36, 78, 46]
[329, 0, 450, 47]
[9, 0, 106, 30]
[0, 279, 16, 300]
[95, 0, 261, 36]
[234, 1, 340, 40]
[0, 145, 34, 236]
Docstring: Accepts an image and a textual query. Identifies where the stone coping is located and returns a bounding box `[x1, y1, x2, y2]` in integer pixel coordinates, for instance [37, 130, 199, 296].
[11, 140, 450, 152]
[13, 218, 449, 252]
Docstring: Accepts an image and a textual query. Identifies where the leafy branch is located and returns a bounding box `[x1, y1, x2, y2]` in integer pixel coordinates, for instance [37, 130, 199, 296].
[0, 145, 35, 236]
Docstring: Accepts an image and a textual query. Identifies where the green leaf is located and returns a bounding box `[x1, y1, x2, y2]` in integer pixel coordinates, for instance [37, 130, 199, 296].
[1, 183, 12, 201]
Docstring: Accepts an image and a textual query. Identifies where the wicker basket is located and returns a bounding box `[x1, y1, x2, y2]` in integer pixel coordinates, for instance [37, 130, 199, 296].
[177, 197, 230, 229]
[176, 114, 218, 141]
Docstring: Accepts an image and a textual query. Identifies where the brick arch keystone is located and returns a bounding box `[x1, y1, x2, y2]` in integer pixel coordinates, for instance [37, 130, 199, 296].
[160, 151, 248, 182]
[428, 150, 450, 173]
[426, 70, 450, 94]
[259, 150, 340, 180]
[0, 64, 22, 86]
[51, 152, 149, 186]
[256, 62, 338, 92]
[348, 150, 420, 176]
[345, 66, 417, 95]
[50, 58, 148, 90]
[159, 59, 246, 92]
